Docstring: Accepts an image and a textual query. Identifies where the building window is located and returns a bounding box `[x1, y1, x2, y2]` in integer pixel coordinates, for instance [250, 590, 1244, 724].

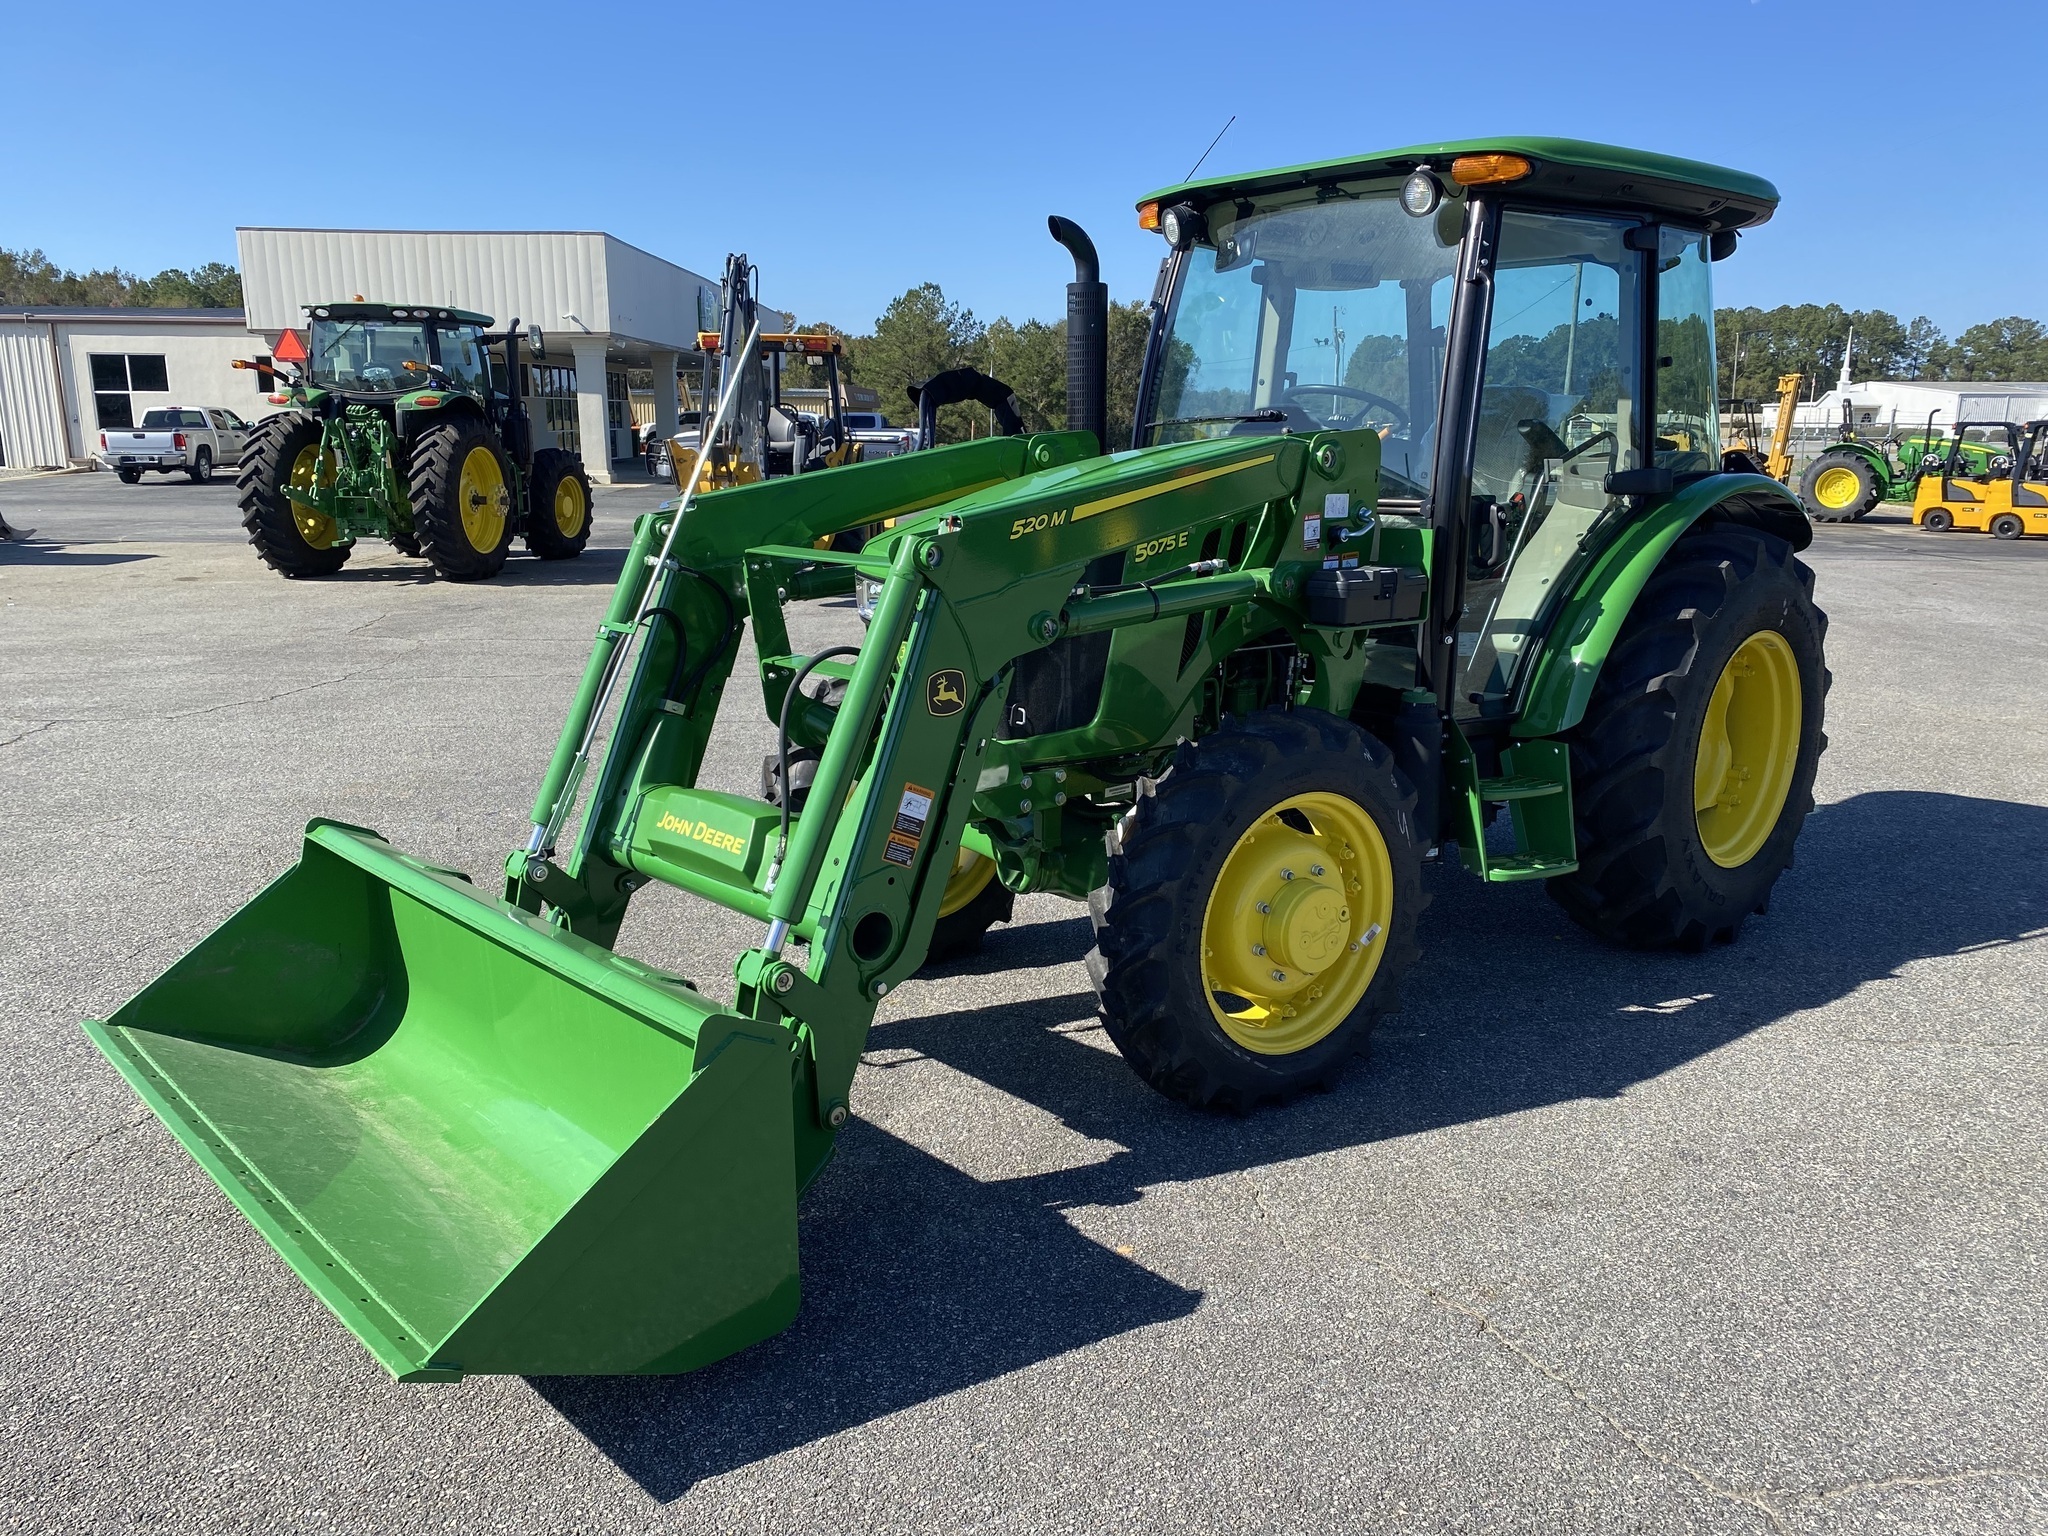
[89, 352, 170, 431]
[523, 362, 579, 455]
[606, 370, 632, 463]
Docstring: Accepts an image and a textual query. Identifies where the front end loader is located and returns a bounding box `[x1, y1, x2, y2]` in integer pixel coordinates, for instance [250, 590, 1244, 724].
[88, 139, 1828, 1380]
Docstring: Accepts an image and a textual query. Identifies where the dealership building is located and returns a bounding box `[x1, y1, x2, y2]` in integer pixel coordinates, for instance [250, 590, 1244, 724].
[1, 230, 778, 478]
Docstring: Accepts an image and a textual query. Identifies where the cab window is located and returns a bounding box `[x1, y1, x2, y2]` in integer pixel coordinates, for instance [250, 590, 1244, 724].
[435, 326, 489, 394]
[1654, 229, 1718, 471]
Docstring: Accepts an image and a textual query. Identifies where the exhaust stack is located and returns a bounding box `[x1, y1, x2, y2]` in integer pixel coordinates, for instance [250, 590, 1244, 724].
[1049, 217, 1108, 455]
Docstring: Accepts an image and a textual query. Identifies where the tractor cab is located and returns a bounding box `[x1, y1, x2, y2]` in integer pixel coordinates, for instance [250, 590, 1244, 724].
[1914, 419, 2048, 538]
[303, 302, 496, 405]
[1134, 148, 1728, 722]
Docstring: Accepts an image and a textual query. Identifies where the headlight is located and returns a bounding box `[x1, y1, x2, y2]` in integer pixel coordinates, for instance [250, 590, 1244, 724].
[1400, 170, 1442, 218]
[1160, 203, 1205, 251]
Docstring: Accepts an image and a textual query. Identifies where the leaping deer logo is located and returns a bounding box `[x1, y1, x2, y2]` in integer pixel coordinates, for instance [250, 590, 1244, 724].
[927, 670, 967, 716]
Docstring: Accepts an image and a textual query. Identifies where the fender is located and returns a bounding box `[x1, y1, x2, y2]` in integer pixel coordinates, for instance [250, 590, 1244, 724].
[1514, 472, 1808, 739]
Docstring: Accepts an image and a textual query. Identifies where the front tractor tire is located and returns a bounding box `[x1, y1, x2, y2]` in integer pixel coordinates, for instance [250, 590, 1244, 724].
[1799, 451, 1884, 522]
[237, 413, 351, 578]
[1088, 709, 1424, 1111]
[409, 420, 516, 580]
[1548, 524, 1828, 950]
[524, 448, 593, 560]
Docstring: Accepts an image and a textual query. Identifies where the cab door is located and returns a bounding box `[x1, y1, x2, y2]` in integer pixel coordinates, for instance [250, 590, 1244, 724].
[1454, 209, 1648, 718]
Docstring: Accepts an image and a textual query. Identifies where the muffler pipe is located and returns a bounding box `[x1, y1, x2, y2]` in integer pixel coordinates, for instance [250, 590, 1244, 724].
[1049, 216, 1108, 455]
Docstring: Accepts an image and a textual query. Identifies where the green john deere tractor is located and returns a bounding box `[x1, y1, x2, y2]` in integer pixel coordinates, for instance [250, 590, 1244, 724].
[89, 139, 1827, 1380]
[236, 303, 593, 579]
[1798, 405, 1997, 522]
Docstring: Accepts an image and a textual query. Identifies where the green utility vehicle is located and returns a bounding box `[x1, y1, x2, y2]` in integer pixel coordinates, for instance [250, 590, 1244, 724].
[89, 139, 1827, 1381]
[236, 303, 593, 579]
[1798, 406, 1995, 521]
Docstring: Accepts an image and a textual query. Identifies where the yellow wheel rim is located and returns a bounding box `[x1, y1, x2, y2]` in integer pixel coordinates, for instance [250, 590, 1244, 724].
[1694, 631, 1802, 868]
[938, 848, 997, 918]
[1199, 791, 1394, 1056]
[287, 443, 339, 548]
[457, 445, 509, 553]
[1812, 465, 1862, 510]
[553, 473, 587, 538]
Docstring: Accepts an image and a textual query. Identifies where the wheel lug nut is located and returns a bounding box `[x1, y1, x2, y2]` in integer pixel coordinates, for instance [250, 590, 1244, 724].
[1270, 969, 1287, 982]
[1251, 944, 1266, 956]
[1309, 864, 1325, 877]
[1280, 868, 1294, 880]
[1256, 901, 1270, 914]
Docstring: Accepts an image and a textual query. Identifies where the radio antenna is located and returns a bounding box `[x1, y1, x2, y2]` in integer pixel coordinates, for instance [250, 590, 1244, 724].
[1183, 115, 1237, 183]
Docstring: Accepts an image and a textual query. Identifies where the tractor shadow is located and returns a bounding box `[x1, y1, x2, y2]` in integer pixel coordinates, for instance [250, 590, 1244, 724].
[0, 540, 153, 566]
[319, 546, 631, 587]
[533, 788, 2048, 1499]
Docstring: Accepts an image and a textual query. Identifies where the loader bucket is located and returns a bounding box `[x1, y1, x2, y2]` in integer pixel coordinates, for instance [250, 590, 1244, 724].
[83, 821, 799, 1381]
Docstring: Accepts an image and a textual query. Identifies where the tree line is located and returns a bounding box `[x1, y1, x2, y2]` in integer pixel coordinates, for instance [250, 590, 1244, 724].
[1717, 304, 2048, 399]
[0, 248, 244, 309]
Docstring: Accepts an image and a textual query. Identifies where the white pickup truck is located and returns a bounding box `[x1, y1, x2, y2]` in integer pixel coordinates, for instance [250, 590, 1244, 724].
[96, 406, 254, 484]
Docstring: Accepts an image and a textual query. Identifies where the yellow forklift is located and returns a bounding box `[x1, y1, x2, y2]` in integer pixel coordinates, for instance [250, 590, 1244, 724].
[1913, 419, 2048, 539]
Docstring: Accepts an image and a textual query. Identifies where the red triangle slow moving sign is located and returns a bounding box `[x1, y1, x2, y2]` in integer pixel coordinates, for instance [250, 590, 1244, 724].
[274, 328, 307, 363]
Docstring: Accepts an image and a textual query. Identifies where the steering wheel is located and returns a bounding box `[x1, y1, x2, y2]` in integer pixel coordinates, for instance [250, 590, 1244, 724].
[1278, 384, 1409, 432]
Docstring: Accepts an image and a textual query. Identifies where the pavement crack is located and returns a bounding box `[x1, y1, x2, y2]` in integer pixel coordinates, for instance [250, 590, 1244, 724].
[1, 1113, 151, 1203]
[1363, 1254, 1791, 1533]
[0, 720, 57, 748]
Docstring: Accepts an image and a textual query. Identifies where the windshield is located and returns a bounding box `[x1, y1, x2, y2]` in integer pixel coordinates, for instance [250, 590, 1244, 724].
[1143, 185, 1464, 494]
[309, 319, 430, 394]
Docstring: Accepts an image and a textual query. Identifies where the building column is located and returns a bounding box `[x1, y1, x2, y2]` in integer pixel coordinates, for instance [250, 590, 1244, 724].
[648, 348, 680, 444]
[569, 336, 612, 484]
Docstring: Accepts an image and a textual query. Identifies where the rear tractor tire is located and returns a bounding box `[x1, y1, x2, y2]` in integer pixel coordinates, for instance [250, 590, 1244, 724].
[1799, 450, 1883, 522]
[524, 448, 593, 560]
[1088, 708, 1424, 1111]
[236, 413, 351, 578]
[409, 419, 516, 580]
[1547, 524, 1828, 950]
[388, 528, 423, 557]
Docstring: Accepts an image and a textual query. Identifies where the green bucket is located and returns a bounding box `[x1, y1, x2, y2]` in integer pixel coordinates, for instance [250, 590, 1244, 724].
[85, 821, 800, 1380]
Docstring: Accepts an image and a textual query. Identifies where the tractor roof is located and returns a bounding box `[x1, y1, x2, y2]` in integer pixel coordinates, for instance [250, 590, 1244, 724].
[1143, 137, 1779, 233]
[303, 301, 496, 326]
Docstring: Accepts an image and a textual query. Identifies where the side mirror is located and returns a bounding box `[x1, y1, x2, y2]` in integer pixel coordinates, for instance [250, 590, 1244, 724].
[1709, 229, 1738, 262]
[1604, 466, 1675, 498]
[527, 325, 545, 359]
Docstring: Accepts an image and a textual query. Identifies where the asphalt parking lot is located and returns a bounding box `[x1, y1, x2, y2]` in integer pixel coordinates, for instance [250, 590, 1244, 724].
[2, 469, 2043, 1535]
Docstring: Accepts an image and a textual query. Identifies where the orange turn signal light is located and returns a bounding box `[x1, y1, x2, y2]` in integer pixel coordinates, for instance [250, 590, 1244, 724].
[697, 330, 721, 354]
[414, 394, 442, 407]
[266, 394, 289, 404]
[1137, 201, 1161, 231]
[1450, 153, 1532, 187]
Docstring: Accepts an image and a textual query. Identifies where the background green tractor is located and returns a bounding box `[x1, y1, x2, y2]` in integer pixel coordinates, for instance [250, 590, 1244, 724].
[1798, 404, 1996, 521]
[236, 303, 593, 579]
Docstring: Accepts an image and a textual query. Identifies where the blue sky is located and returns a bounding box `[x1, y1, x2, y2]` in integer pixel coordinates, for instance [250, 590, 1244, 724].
[12, 0, 2040, 337]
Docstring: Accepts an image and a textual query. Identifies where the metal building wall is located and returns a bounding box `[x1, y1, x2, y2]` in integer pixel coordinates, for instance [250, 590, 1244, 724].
[0, 320, 71, 468]
[236, 229, 719, 350]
